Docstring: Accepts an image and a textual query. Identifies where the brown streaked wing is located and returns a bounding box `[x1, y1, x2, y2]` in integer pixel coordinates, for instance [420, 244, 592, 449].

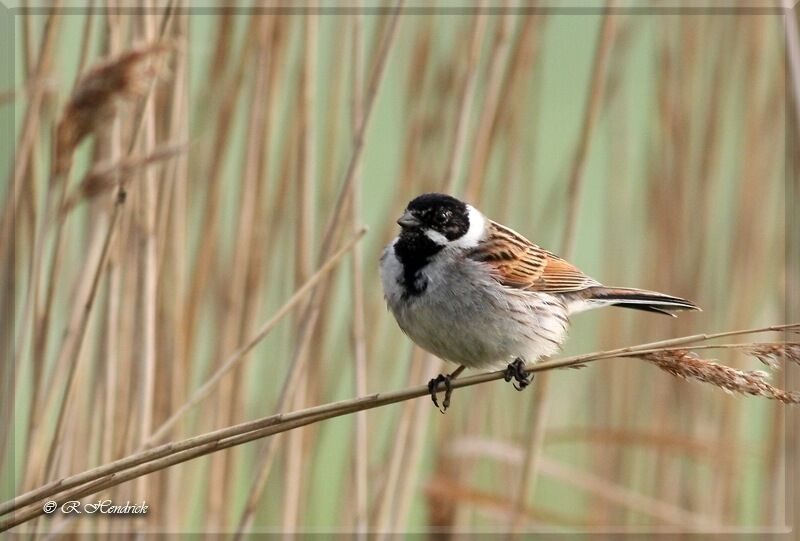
[468, 221, 600, 293]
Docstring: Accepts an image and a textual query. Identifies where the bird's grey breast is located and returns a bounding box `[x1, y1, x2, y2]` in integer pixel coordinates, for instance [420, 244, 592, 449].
[381, 241, 569, 368]
[383, 246, 520, 365]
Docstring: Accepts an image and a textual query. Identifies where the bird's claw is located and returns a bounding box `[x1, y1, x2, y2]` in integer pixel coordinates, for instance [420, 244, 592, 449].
[428, 373, 454, 413]
[504, 358, 532, 391]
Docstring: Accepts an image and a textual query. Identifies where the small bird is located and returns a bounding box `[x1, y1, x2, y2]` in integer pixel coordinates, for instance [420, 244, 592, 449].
[380, 193, 699, 412]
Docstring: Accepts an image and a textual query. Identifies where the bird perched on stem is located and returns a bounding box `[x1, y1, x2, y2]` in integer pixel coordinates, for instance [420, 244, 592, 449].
[380, 193, 700, 412]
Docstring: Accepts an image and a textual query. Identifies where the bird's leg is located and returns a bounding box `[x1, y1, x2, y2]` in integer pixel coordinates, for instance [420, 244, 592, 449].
[428, 365, 466, 413]
[504, 358, 532, 391]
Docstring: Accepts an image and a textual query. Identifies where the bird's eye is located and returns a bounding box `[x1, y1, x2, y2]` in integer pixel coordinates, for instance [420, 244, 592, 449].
[434, 210, 450, 225]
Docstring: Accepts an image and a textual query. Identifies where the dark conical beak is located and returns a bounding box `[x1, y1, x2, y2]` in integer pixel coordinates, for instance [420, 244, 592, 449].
[397, 211, 421, 229]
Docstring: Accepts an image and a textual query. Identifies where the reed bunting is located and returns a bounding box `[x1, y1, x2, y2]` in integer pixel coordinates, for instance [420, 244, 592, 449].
[380, 193, 700, 412]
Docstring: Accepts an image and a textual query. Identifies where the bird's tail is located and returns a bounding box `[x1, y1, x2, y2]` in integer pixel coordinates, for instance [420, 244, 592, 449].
[584, 287, 700, 317]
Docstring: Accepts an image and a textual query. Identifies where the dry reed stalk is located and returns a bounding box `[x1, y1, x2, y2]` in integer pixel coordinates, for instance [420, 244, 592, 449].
[318, 15, 349, 207]
[233, 263, 340, 536]
[7, 8, 62, 469]
[349, 9, 370, 536]
[788, 5, 800, 525]
[0, 12, 39, 453]
[709, 17, 779, 521]
[392, 358, 441, 530]
[218, 15, 276, 525]
[32, 208, 110, 500]
[195, 11, 235, 129]
[763, 402, 786, 526]
[24, 181, 71, 485]
[134, 2, 160, 509]
[160, 9, 190, 523]
[200, 15, 274, 528]
[234, 6, 402, 534]
[6, 324, 796, 532]
[453, 381, 493, 530]
[539, 455, 720, 530]
[687, 20, 734, 291]
[13, 66, 42, 270]
[511, 8, 617, 530]
[23, 207, 100, 492]
[446, 439, 723, 529]
[59, 144, 186, 215]
[74, 0, 97, 80]
[424, 477, 596, 528]
[21, 11, 40, 80]
[195, 56, 300, 520]
[560, 9, 617, 257]
[16, 194, 67, 487]
[102, 217, 121, 466]
[500, 20, 545, 224]
[205, 28, 291, 517]
[359, 21, 433, 338]
[440, 8, 486, 195]
[590, 17, 636, 522]
[1, 4, 61, 264]
[313, 0, 402, 259]
[425, 456, 459, 532]
[183, 21, 254, 369]
[545, 427, 727, 459]
[302, 272, 343, 425]
[503, 13, 546, 221]
[373, 348, 425, 535]
[642, 21, 690, 517]
[672, 18, 737, 519]
[283, 13, 319, 533]
[462, 11, 517, 202]
[98, 3, 124, 493]
[786, 0, 800, 129]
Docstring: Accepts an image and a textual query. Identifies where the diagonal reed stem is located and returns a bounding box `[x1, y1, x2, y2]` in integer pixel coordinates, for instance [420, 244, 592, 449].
[1, 322, 796, 531]
[145, 228, 367, 446]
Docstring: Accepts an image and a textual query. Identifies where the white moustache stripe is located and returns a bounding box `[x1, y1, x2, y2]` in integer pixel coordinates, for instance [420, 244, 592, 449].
[424, 229, 449, 245]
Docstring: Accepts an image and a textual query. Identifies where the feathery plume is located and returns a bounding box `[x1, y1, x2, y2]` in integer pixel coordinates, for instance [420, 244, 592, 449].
[745, 342, 800, 369]
[641, 350, 800, 404]
[54, 42, 170, 176]
[60, 142, 186, 214]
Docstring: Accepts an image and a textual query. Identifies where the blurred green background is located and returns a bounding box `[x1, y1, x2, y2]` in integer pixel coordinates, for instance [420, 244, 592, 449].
[2, 2, 795, 534]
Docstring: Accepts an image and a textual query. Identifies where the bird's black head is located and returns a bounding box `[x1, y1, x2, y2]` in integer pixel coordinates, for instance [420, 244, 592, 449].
[396, 193, 470, 242]
[392, 194, 484, 298]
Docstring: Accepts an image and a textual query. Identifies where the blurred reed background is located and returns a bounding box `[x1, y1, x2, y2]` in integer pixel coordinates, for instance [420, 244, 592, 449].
[1, 1, 798, 535]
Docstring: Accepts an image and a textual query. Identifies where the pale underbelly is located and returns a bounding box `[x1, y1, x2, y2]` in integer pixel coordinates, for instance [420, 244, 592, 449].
[393, 291, 569, 369]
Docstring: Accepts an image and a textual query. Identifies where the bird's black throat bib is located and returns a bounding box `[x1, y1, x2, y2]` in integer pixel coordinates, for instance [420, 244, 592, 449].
[394, 230, 443, 298]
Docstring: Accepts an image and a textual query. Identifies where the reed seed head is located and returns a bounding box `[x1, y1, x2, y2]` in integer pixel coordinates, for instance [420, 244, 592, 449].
[746, 342, 800, 369]
[54, 42, 170, 177]
[641, 350, 800, 404]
